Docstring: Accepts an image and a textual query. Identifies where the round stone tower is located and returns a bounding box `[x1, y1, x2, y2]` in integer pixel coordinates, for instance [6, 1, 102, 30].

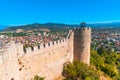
[74, 24, 91, 65]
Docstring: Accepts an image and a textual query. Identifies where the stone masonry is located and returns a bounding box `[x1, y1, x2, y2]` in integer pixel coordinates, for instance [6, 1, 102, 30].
[0, 27, 91, 80]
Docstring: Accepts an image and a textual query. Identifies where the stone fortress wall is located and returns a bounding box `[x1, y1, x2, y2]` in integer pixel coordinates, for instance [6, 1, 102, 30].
[0, 27, 91, 80]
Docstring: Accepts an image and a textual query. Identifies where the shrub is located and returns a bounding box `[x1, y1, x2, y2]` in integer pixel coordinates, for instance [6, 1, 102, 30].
[63, 61, 100, 80]
[33, 75, 45, 80]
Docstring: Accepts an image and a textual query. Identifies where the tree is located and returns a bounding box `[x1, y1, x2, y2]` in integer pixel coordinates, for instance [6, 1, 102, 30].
[63, 61, 100, 80]
[91, 50, 105, 69]
[97, 45, 107, 56]
[101, 64, 118, 77]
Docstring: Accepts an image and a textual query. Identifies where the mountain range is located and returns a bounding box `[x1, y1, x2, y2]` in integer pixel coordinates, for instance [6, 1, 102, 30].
[1, 22, 120, 31]
[2, 23, 78, 31]
[89, 22, 120, 28]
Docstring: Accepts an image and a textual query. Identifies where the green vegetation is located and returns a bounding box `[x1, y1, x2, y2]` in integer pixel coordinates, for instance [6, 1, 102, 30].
[63, 61, 100, 80]
[0, 32, 27, 37]
[0, 32, 13, 36]
[91, 46, 120, 80]
[63, 45, 120, 80]
[13, 32, 26, 37]
[33, 75, 45, 80]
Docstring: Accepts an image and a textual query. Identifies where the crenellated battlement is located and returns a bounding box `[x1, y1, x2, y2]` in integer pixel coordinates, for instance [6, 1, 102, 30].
[24, 37, 69, 54]
[25, 29, 73, 54]
[73, 27, 91, 31]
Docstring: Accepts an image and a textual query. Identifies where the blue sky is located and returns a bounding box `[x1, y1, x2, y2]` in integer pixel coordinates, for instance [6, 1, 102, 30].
[0, 0, 120, 26]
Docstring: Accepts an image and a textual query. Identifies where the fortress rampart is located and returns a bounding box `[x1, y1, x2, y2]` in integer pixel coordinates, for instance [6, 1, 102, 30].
[0, 30, 72, 65]
[0, 27, 91, 80]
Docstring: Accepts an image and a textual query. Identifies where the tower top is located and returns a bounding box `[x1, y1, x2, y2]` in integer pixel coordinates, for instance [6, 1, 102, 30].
[80, 22, 87, 27]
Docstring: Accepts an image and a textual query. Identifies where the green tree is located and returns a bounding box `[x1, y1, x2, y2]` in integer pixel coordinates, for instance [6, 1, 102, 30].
[101, 64, 118, 77]
[90, 50, 105, 70]
[63, 61, 100, 80]
[97, 45, 107, 56]
[91, 48, 120, 79]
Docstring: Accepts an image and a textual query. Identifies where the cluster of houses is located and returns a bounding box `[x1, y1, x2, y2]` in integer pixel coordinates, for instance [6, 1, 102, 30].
[0, 32, 66, 48]
[92, 31, 120, 54]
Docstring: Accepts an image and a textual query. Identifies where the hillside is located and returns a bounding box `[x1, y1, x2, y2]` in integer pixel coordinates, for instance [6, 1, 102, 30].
[63, 48, 120, 80]
[3, 23, 78, 32]
[89, 22, 120, 28]
[2, 22, 120, 32]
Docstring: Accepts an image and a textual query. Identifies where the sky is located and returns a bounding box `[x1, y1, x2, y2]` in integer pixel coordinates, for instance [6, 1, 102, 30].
[0, 0, 120, 26]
